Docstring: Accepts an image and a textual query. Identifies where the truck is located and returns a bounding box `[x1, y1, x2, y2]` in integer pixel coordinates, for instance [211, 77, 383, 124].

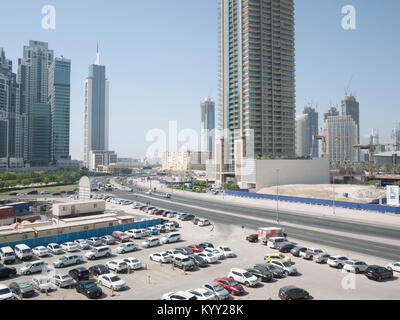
[258, 227, 285, 244]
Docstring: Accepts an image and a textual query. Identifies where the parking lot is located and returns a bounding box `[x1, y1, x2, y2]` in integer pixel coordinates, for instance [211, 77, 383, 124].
[1, 200, 399, 300]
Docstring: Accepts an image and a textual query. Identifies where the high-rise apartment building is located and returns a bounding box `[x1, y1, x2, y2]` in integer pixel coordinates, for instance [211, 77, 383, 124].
[218, 0, 296, 174]
[295, 114, 309, 157]
[48, 57, 71, 162]
[84, 48, 110, 169]
[201, 97, 215, 155]
[341, 95, 360, 161]
[302, 106, 319, 158]
[323, 106, 339, 122]
[31, 103, 51, 166]
[18, 41, 54, 162]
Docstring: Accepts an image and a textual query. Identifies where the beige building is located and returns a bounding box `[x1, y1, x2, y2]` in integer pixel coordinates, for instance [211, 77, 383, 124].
[162, 151, 209, 171]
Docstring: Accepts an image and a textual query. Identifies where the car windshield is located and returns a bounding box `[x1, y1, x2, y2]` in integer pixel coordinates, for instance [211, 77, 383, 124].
[229, 280, 239, 286]
[5, 252, 14, 257]
[0, 288, 10, 295]
[84, 282, 96, 289]
[243, 272, 253, 278]
[223, 247, 231, 251]
[282, 262, 291, 267]
[19, 282, 31, 289]
[53, 245, 60, 249]
[110, 276, 121, 282]
[22, 249, 31, 253]
[39, 279, 50, 284]
[182, 258, 190, 263]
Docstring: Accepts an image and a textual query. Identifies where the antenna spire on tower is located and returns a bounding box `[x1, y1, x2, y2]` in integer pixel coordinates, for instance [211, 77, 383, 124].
[95, 42, 100, 65]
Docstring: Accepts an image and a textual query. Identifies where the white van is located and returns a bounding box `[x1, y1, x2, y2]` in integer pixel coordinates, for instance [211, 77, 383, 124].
[267, 237, 288, 249]
[165, 222, 176, 232]
[160, 232, 181, 244]
[126, 229, 143, 239]
[14, 244, 33, 261]
[0, 247, 15, 264]
[85, 246, 111, 260]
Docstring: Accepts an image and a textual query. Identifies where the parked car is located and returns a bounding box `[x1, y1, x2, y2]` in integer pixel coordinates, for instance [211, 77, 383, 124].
[31, 277, 57, 293]
[125, 229, 143, 239]
[69, 267, 90, 281]
[149, 252, 172, 263]
[85, 246, 111, 260]
[264, 253, 291, 263]
[267, 237, 290, 249]
[246, 234, 258, 243]
[160, 232, 181, 245]
[279, 286, 310, 300]
[246, 268, 273, 282]
[53, 254, 83, 268]
[161, 291, 197, 300]
[76, 280, 103, 299]
[313, 253, 330, 264]
[47, 243, 64, 255]
[181, 214, 195, 221]
[228, 268, 260, 287]
[0, 284, 14, 300]
[187, 288, 216, 300]
[386, 262, 400, 273]
[14, 244, 33, 261]
[188, 254, 208, 268]
[9, 281, 35, 298]
[343, 260, 369, 274]
[32, 246, 50, 257]
[98, 273, 127, 291]
[192, 218, 200, 225]
[0, 246, 15, 264]
[214, 278, 244, 296]
[122, 257, 143, 270]
[198, 219, 210, 226]
[187, 244, 204, 253]
[61, 242, 79, 252]
[198, 242, 214, 249]
[20, 261, 48, 275]
[290, 246, 307, 257]
[112, 231, 130, 243]
[165, 222, 176, 232]
[116, 242, 138, 254]
[175, 247, 195, 256]
[364, 265, 393, 281]
[141, 237, 160, 248]
[88, 264, 109, 276]
[0, 266, 17, 279]
[201, 282, 230, 300]
[51, 273, 74, 288]
[270, 259, 297, 276]
[197, 252, 218, 264]
[172, 254, 195, 271]
[204, 247, 224, 260]
[87, 237, 103, 247]
[277, 243, 295, 253]
[255, 263, 285, 278]
[217, 245, 234, 258]
[327, 255, 349, 269]
[106, 260, 128, 273]
[74, 239, 91, 250]
[302, 248, 325, 260]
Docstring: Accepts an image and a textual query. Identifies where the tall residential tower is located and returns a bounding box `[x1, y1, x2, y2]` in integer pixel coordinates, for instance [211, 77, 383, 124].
[201, 97, 215, 155]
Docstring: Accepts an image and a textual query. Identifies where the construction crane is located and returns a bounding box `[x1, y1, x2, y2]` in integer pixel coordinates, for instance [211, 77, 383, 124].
[312, 135, 358, 159]
[353, 136, 400, 178]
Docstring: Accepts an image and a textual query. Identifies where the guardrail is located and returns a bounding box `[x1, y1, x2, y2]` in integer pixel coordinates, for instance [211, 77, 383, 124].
[224, 190, 400, 214]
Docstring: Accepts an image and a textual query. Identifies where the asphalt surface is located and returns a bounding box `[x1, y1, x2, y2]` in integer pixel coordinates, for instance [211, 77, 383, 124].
[108, 182, 400, 261]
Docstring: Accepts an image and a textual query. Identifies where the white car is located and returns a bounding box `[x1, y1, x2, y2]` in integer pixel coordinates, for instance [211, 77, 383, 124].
[267, 237, 288, 249]
[343, 260, 369, 273]
[98, 273, 127, 291]
[122, 257, 143, 270]
[51, 273, 74, 288]
[270, 259, 297, 275]
[87, 237, 103, 247]
[161, 291, 197, 300]
[204, 247, 224, 260]
[47, 243, 64, 255]
[327, 255, 349, 268]
[197, 219, 210, 226]
[217, 245, 234, 258]
[32, 246, 50, 257]
[197, 252, 218, 264]
[74, 239, 91, 250]
[61, 242, 79, 252]
[228, 268, 260, 287]
[116, 242, 138, 254]
[0, 284, 14, 300]
[137, 228, 148, 237]
[106, 260, 129, 273]
[31, 277, 57, 293]
[149, 252, 172, 263]
[302, 248, 325, 260]
[20, 261, 48, 275]
[126, 229, 143, 239]
[141, 237, 160, 248]
[53, 254, 83, 268]
[187, 288, 216, 300]
[386, 262, 400, 273]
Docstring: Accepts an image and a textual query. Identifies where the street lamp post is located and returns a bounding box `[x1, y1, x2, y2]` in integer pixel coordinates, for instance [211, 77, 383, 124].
[276, 169, 280, 224]
[333, 176, 336, 215]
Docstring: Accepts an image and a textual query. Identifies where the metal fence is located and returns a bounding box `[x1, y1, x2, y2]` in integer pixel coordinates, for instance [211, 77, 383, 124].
[224, 190, 400, 214]
[0, 219, 161, 249]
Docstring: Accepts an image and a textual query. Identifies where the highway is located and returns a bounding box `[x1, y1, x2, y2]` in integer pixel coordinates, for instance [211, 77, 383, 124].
[108, 180, 400, 261]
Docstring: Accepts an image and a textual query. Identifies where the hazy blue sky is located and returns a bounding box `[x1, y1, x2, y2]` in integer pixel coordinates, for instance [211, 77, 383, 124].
[1, 0, 399, 160]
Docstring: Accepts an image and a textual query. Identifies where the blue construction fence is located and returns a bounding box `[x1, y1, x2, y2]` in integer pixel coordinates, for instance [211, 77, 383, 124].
[156, 179, 191, 186]
[224, 190, 400, 214]
[0, 219, 161, 250]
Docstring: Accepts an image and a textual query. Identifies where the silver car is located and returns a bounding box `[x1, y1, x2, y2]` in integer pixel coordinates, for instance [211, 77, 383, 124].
[313, 253, 330, 264]
[51, 273, 74, 288]
[201, 282, 230, 300]
[270, 259, 297, 275]
[53, 255, 83, 268]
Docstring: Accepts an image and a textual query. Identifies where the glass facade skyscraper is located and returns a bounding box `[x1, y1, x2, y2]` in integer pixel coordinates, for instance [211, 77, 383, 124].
[31, 103, 51, 166]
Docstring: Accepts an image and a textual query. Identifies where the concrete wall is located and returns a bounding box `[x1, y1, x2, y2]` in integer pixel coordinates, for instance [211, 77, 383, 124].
[240, 158, 330, 191]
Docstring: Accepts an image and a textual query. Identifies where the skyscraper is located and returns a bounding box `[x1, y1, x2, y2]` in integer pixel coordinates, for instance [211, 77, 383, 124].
[48, 57, 71, 162]
[18, 41, 54, 161]
[391, 123, 400, 151]
[302, 106, 319, 157]
[201, 97, 215, 155]
[218, 0, 296, 173]
[295, 114, 309, 157]
[31, 103, 51, 166]
[342, 95, 360, 161]
[84, 47, 110, 169]
[323, 106, 339, 122]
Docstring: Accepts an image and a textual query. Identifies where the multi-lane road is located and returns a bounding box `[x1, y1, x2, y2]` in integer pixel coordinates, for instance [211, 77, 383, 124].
[109, 179, 400, 261]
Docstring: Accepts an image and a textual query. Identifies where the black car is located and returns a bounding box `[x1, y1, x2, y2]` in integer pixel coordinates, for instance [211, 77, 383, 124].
[52, 192, 61, 196]
[188, 254, 209, 268]
[246, 234, 258, 243]
[198, 242, 214, 249]
[8, 193, 18, 196]
[181, 214, 195, 221]
[69, 267, 90, 281]
[254, 264, 285, 278]
[277, 243, 295, 253]
[88, 264, 109, 276]
[246, 268, 273, 282]
[290, 246, 307, 257]
[75, 280, 103, 299]
[0, 267, 17, 279]
[9, 281, 35, 298]
[365, 265, 393, 281]
[279, 286, 309, 300]
[27, 190, 38, 195]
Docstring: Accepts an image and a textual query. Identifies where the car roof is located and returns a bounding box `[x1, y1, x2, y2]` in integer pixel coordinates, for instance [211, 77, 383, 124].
[230, 268, 247, 273]
[215, 277, 232, 282]
[281, 285, 298, 290]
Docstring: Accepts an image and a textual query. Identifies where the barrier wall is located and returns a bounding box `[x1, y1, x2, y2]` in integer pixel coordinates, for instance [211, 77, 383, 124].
[157, 179, 191, 186]
[224, 190, 400, 214]
[0, 219, 161, 249]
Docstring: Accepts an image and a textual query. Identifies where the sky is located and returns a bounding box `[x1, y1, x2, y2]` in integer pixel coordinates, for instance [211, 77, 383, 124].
[0, 0, 399, 161]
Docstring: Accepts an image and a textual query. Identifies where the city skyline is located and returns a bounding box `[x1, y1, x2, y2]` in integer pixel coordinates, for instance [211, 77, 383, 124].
[0, 0, 399, 161]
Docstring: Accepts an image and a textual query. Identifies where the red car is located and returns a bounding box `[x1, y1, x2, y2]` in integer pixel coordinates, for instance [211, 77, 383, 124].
[153, 210, 164, 216]
[187, 244, 204, 253]
[138, 206, 146, 211]
[214, 278, 245, 296]
[111, 231, 130, 242]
